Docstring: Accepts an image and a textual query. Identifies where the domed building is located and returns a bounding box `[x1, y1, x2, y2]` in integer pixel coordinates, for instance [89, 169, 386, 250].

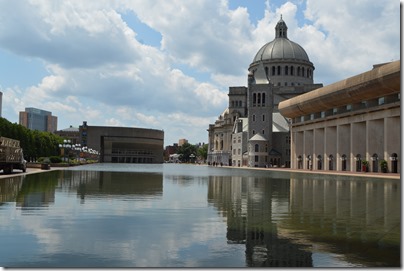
[207, 17, 322, 167]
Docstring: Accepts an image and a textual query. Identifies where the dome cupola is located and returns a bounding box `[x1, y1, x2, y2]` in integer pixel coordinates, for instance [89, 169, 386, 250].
[275, 15, 288, 38]
[249, 16, 315, 86]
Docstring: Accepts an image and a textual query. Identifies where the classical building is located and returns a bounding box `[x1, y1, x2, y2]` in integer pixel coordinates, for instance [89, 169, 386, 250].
[207, 17, 322, 167]
[19, 107, 58, 132]
[278, 60, 400, 173]
[79, 121, 164, 163]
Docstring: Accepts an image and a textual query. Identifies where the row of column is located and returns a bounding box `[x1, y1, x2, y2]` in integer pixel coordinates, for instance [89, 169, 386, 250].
[291, 114, 400, 173]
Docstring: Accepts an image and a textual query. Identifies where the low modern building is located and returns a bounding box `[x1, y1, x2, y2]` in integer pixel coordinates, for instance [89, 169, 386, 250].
[54, 125, 80, 144]
[278, 60, 400, 173]
[79, 121, 164, 163]
[19, 107, 58, 132]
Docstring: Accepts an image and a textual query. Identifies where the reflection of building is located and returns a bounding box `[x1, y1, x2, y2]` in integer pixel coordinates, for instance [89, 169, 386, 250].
[79, 121, 164, 163]
[279, 61, 400, 173]
[15, 171, 60, 208]
[207, 17, 322, 167]
[207, 174, 401, 267]
[65, 171, 163, 202]
[19, 107, 58, 132]
[208, 176, 313, 267]
[288, 176, 400, 265]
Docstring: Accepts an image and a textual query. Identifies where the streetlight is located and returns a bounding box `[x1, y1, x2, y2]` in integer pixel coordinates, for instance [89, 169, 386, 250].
[74, 143, 81, 163]
[190, 153, 196, 163]
[58, 139, 72, 163]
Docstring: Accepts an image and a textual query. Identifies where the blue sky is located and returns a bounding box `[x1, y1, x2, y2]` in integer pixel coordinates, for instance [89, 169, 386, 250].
[0, 0, 400, 146]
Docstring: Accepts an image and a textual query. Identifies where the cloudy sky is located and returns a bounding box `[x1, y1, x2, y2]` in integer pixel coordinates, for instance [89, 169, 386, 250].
[0, 0, 400, 146]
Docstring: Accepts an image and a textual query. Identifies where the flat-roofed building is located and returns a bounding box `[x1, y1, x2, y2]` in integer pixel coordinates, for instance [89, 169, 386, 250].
[19, 107, 58, 132]
[79, 121, 164, 164]
[278, 60, 400, 173]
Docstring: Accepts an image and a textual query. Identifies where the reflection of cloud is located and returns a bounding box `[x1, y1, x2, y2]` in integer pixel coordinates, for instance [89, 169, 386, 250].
[6, 179, 230, 267]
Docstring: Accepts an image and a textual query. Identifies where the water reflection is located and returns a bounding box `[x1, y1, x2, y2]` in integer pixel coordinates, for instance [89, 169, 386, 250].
[208, 174, 400, 267]
[0, 165, 400, 267]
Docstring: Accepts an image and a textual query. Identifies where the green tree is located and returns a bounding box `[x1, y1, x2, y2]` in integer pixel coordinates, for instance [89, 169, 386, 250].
[197, 143, 208, 162]
[177, 142, 197, 163]
[0, 117, 63, 161]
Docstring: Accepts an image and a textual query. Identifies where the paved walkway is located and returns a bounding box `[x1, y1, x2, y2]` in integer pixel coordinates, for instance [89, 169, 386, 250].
[0, 167, 64, 179]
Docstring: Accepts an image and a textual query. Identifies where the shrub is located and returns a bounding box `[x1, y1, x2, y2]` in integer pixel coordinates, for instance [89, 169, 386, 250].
[49, 156, 62, 163]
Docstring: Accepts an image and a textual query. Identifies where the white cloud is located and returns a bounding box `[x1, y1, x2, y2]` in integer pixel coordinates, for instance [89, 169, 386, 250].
[0, 0, 399, 145]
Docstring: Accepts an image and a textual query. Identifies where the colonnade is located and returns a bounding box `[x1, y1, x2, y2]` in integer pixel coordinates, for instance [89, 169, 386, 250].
[291, 107, 400, 173]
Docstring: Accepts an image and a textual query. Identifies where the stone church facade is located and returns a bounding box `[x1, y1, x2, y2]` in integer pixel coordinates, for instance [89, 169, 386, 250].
[207, 17, 322, 167]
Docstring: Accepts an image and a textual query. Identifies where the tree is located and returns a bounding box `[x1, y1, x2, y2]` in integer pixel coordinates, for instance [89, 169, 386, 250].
[0, 117, 63, 161]
[177, 142, 197, 163]
[197, 143, 208, 162]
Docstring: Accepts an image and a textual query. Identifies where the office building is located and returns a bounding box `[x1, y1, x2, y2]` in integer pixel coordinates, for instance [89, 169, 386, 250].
[19, 107, 58, 132]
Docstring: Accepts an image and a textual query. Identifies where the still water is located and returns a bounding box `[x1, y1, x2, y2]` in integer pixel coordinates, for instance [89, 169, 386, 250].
[0, 164, 400, 267]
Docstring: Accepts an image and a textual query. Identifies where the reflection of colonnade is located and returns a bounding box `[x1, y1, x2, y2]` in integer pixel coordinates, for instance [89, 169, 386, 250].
[208, 176, 312, 267]
[288, 175, 400, 264]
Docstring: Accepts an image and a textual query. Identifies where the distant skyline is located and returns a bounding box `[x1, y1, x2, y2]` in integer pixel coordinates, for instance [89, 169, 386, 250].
[0, 1, 400, 146]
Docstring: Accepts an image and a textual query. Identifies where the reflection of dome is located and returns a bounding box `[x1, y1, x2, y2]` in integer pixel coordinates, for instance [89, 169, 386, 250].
[252, 16, 310, 64]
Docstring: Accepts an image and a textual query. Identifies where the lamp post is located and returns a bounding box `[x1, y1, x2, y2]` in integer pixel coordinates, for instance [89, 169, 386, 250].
[74, 143, 81, 163]
[190, 153, 196, 163]
[58, 139, 72, 164]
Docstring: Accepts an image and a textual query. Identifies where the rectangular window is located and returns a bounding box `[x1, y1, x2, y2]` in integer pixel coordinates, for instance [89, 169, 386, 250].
[255, 155, 259, 162]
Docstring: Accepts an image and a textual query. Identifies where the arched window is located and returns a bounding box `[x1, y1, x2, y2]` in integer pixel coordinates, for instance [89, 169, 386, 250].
[341, 154, 347, 171]
[317, 155, 322, 170]
[291, 66, 294, 75]
[252, 114, 256, 122]
[307, 68, 310, 78]
[265, 66, 269, 78]
[257, 93, 261, 105]
[355, 154, 361, 172]
[255, 144, 259, 152]
[285, 66, 288, 75]
[277, 66, 281, 75]
[297, 67, 301, 76]
[272, 66, 276, 76]
[328, 155, 334, 170]
[307, 155, 312, 170]
[262, 93, 265, 106]
[262, 114, 265, 121]
[372, 153, 378, 172]
[220, 140, 223, 150]
[302, 68, 305, 77]
[297, 155, 303, 169]
[253, 93, 256, 106]
[391, 153, 398, 173]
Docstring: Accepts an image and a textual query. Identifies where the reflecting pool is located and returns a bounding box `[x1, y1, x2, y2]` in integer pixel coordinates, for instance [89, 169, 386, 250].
[0, 164, 400, 267]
